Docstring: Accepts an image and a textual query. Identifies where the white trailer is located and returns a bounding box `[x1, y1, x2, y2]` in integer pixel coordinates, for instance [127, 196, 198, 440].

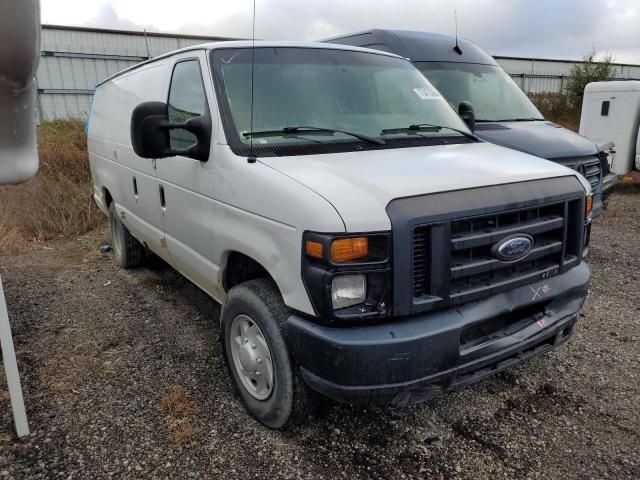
[579, 81, 640, 176]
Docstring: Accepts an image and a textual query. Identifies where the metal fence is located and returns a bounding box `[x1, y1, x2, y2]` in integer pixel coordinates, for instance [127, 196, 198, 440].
[35, 25, 640, 119]
[508, 72, 638, 94]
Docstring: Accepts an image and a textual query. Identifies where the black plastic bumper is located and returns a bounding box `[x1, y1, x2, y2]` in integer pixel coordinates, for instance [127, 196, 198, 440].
[287, 262, 590, 405]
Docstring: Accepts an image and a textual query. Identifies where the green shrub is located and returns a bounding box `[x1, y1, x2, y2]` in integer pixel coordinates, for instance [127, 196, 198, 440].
[565, 52, 616, 98]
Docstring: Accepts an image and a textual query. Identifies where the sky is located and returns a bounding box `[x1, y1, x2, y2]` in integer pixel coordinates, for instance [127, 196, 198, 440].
[41, 0, 640, 63]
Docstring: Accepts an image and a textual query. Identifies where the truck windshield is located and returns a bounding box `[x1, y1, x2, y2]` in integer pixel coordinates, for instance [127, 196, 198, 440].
[211, 47, 470, 151]
[415, 62, 544, 122]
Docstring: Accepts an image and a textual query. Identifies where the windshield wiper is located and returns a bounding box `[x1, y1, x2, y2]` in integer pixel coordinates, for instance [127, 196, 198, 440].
[243, 126, 385, 145]
[381, 123, 479, 141]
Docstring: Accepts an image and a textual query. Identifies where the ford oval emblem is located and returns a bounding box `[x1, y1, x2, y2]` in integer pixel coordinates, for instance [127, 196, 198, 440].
[492, 234, 534, 262]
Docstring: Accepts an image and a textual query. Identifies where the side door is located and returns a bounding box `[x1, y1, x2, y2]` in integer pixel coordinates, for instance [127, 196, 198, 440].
[156, 52, 219, 295]
[101, 62, 171, 261]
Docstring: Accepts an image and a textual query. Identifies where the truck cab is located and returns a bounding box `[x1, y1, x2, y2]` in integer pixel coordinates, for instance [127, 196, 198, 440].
[324, 29, 617, 216]
[88, 42, 592, 428]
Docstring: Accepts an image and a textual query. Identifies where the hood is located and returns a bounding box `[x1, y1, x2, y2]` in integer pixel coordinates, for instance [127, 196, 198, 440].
[259, 142, 586, 232]
[474, 121, 598, 160]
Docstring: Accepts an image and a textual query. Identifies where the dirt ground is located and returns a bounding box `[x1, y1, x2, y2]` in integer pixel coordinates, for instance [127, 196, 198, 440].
[1, 187, 639, 479]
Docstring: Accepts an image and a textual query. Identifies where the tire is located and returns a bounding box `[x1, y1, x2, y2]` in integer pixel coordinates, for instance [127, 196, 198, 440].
[221, 278, 317, 429]
[108, 202, 144, 269]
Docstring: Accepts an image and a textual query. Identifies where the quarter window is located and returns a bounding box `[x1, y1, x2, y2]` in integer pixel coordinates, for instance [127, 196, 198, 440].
[168, 60, 207, 150]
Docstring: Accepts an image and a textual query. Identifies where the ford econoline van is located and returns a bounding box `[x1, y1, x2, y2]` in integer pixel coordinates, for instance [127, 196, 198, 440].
[88, 42, 592, 428]
[325, 30, 618, 216]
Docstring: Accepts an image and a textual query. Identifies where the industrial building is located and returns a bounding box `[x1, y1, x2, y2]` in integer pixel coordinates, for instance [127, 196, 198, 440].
[37, 24, 640, 121]
[37, 25, 234, 120]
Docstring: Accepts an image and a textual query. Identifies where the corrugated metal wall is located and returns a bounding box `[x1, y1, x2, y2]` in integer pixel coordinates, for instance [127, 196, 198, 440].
[36, 25, 640, 120]
[36, 25, 233, 121]
[495, 56, 640, 94]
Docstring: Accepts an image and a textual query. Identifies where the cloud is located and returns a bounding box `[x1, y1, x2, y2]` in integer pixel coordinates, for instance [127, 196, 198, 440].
[84, 4, 156, 32]
[41, 0, 640, 63]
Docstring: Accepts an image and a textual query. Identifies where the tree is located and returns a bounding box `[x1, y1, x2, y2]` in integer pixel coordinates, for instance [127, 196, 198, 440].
[566, 52, 616, 97]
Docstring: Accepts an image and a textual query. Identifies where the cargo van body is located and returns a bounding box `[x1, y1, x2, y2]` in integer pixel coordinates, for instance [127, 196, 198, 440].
[579, 80, 640, 175]
[324, 30, 617, 216]
[88, 41, 592, 428]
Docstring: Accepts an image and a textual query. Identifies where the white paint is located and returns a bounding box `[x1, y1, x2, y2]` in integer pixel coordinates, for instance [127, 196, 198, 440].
[0, 276, 30, 438]
[579, 81, 640, 175]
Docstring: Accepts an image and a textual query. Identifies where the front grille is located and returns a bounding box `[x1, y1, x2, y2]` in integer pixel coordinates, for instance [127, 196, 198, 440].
[563, 157, 602, 191]
[412, 227, 430, 297]
[412, 199, 583, 308]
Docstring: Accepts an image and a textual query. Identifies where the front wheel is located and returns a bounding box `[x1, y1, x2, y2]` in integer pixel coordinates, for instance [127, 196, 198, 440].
[221, 278, 316, 428]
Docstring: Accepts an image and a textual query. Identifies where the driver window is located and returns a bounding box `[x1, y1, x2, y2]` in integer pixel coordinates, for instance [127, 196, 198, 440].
[168, 60, 207, 150]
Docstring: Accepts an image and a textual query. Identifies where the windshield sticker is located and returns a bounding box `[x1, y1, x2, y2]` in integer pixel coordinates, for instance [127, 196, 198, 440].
[413, 86, 441, 100]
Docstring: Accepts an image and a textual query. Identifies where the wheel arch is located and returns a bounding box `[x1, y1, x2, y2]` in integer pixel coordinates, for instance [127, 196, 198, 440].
[222, 251, 283, 298]
[103, 187, 113, 208]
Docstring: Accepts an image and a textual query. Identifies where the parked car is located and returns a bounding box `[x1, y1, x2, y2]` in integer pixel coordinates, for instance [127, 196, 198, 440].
[324, 29, 617, 215]
[88, 41, 592, 428]
[580, 80, 640, 176]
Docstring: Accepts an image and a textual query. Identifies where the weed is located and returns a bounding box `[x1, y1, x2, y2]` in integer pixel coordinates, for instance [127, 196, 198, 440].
[0, 119, 101, 253]
[161, 385, 202, 444]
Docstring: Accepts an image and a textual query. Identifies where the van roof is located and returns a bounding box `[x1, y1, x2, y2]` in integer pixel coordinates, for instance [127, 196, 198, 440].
[96, 41, 404, 87]
[584, 80, 640, 93]
[324, 29, 499, 66]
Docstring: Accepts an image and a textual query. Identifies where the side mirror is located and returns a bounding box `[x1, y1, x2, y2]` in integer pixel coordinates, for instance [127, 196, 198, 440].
[130, 101, 211, 161]
[458, 101, 475, 132]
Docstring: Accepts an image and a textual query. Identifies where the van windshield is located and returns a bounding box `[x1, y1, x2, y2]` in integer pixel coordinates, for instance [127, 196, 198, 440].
[211, 47, 470, 152]
[415, 62, 544, 122]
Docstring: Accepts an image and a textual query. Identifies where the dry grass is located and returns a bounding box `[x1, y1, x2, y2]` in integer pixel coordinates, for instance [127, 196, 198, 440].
[161, 385, 202, 445]
[0, 119, 101, 253]
[529, 92, 582, 132]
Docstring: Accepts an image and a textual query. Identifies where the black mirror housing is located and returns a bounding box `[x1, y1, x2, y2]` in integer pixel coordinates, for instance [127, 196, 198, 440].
[183, 115, 212, 161]
[458, 101, 476, 132]
[130, 101, 211, 161]
[131, 101, 171, 159]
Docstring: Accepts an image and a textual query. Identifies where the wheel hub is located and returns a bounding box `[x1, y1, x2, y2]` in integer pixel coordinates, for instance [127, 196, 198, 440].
[229, 314, 274, 400]
[109, 210, 123, 258]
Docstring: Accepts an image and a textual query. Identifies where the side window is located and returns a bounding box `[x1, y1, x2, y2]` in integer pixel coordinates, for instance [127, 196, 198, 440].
[168, 60, 207, 150]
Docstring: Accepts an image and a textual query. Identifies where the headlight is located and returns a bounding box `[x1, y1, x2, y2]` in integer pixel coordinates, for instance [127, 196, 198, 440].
[331, 274, 367, 310]
[302, 231, 391, 323]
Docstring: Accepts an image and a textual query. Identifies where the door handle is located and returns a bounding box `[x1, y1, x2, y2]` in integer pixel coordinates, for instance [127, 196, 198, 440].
[159, 185, 166, 209]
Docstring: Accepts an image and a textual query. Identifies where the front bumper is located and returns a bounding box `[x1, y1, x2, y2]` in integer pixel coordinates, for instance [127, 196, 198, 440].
[602, 172, 618, 195]
[287, 262, 590, 405]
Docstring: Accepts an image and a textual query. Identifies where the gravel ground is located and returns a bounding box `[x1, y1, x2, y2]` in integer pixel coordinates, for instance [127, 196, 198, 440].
[1, 187, 639, 479]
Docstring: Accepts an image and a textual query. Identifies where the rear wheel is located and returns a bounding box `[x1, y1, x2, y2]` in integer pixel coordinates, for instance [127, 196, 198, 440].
[221, 278, 316, 428]
[108, 202, 144, 269]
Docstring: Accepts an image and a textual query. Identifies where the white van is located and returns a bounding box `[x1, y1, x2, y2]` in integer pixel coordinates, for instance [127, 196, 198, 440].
[88, 41, 592, 428]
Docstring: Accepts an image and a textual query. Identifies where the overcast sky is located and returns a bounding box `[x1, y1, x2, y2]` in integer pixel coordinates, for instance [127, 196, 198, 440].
[41, 0, 640, 63]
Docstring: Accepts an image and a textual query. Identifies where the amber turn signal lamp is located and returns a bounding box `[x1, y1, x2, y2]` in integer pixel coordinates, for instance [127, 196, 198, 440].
[586, 195, 593, 217]
[306, 240, 324, 259]
[331, 237, 369, 263]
